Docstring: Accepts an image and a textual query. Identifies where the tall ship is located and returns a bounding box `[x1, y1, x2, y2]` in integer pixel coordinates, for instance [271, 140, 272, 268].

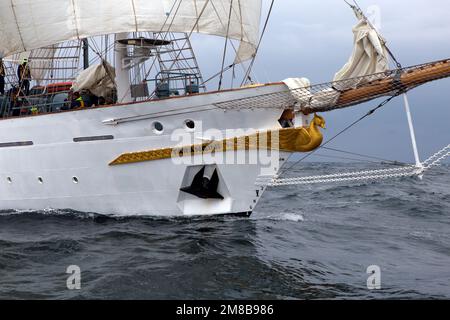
[0, 0, 449, 217]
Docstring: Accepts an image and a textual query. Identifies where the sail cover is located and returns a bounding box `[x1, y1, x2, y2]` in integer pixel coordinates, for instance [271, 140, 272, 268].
[71, 61, 116, 97]
[0, 0, 261, 63]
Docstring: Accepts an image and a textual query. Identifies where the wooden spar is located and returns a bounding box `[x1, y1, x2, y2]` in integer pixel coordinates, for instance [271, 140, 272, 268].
[302, 59, 450, 114]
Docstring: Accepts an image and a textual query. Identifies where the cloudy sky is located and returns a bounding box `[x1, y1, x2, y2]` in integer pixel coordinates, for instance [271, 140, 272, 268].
[194, 0, 450, 163]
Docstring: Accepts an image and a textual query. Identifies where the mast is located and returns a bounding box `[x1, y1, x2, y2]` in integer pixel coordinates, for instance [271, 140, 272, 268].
[82, 39, 89, 70]
[115, 33, 132, 103]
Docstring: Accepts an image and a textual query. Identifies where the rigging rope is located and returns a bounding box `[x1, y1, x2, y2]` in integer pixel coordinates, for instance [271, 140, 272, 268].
[279, 94, 400, 176]
[241, 0, 275, 86]
[218, 0, 234, 91]
[216, 59, 450, 113]
[263, 2, 447, 188]
[308, 153, 395, 164]
[257, 144, 450, 187]
[348, 0, 402, 69]
[124, 0, 185, 101]
[320, 147, 409, 166]
[200, 0, 251, 87]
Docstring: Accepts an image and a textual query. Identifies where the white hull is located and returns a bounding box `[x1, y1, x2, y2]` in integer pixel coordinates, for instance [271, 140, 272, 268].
[0, 84, 291, 217]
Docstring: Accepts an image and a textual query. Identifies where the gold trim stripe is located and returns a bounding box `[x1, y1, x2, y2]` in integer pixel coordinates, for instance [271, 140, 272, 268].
[109, 119, 325, 166]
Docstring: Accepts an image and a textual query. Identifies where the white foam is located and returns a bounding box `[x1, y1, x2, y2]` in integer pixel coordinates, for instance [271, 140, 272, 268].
[262, 213, 305, 222]
[280, 213, 305, 222]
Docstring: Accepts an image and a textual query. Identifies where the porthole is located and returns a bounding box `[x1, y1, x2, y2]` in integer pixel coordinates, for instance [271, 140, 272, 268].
[184, 119, 195, 131]
[6, 177, 12, 184]
[38, 177, 44, 184]
[72, 176, 79, 184]
[152, 121, 164, 134]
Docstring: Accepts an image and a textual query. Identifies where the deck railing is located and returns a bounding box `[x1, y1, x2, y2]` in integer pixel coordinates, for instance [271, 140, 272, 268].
[0, 90, 71, 118]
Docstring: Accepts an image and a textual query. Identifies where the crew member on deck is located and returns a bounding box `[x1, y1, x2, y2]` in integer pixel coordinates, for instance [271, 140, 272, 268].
[98, 96, 106, 106]
[17, 58, 32, 96]
[0, 58, 5, 96]
[279, 109, 295, 128]
[9, 86, 21, 117]
[71, 92, 85, 109]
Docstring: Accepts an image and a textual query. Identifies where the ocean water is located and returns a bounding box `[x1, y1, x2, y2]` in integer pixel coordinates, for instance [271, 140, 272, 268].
[0, 163, 449, 300]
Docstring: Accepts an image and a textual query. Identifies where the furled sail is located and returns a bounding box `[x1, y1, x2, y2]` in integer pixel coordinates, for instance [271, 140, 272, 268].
[283, 7, 390, 110]
[215, 59, 450, 113]
[333, 8, 389, 86]
[71, 62, 116, 98]
[0, 0, 261, 63]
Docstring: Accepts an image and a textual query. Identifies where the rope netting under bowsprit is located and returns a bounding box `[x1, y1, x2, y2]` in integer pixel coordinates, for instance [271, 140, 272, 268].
[256, 145, 450, 187]
[215, 59, 450, 113]
[421, 145, 450, 169]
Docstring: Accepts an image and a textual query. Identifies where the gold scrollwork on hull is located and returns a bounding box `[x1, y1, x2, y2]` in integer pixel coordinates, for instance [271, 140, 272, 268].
[109, 114, 326, 166]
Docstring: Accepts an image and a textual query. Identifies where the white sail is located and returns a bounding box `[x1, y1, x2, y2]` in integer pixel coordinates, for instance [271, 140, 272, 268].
[9, 48, 57, 84]
[0, 0, 261, 63]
